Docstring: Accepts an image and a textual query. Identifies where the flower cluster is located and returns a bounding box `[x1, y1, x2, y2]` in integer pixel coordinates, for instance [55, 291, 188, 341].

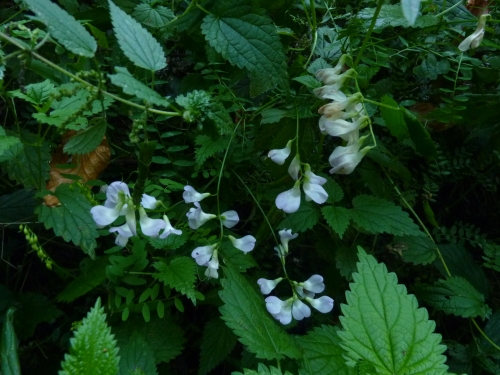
[459, 14, 490, 52]
[257, 229, 334, 324]
[186, 185, 256, 278]
[90, 181, 181, 246]
[315, 56, 373, 174]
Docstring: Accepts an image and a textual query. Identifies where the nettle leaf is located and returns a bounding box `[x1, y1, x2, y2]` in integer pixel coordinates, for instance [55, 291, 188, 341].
[322, 206, 351, 239]
[59, 298, 119, 375]
[278, 201, 320, 233]
[194, 135, 230, 165]
[401, 0, 421, 26]
[133, 3, 175, 28]
[149, 231, 188, 250]
[323, 177, 344, 204]
[64, 118, 107, 155]
[380, 95, 409, 141]
[199, 317, 238, 375]
[1, 308, 21, 375]
[117, 331, 157, 375]
[292, 75, 322, 89]
[219, 260, 302, 361]
[416, 276, 491, 319]
[260, 109, 288, 124]
[297, 325, 354, 375]
[108, 67, 170, 107]
[350, 195, 424, 237]
[38, 184, 99, 259]
[108, 0, 167, 71]
[23, 0, 96, 57]
[396, 235, 436, 265]
[9, 79, 55, 105]
[339, 247, 448, 374]
[0, 126, 20, 163]
[152, 257, 197, 303]
[233, 363, 293, 375]
[201, 3, 288, 96]
[335, 246, 359, 282]
[358, 4, 437, 30]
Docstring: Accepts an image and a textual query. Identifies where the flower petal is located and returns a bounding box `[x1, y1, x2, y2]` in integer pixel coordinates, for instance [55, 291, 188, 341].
[303, 182, 328, 204]
[275, 181, 301, 213]
[191, 244, 215, 266]
[104, 181, 130, 207]
[221, 210, 239, 228]
[268, 140, 293, 165]
[139, 207, 165, 238]
[159, 215, 182, 239]
[302, 274, 325, 293]
[288, 155, 301, 181]
[228, 235, 256, 253]
[292, 299, 311, 320]
[306, 296, 334, 313]
[141, 194, 158, 209]
[257, 277, 282, 295]
[90, 204, 123, 226]
[183, 185, 210, 203]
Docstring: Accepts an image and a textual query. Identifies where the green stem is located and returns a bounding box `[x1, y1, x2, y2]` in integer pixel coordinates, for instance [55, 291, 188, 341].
[362, 97, 400, 111]
[196, 3, 212, 15]
[353, 0, 384, 67]
[471, 318, 500, 352]
[132, 141, 157, 205]
[303, 0, 318, 68]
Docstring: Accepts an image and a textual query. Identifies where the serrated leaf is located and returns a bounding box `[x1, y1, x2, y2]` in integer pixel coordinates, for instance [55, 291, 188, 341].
[380, 95, 408, 141]
[350, 195, 424, 237]
[338, 247, 448, 374]
[108, 67, 170, 107]
[322, 206, 351, 239]
[149, 231, 188, 250]
[133, 3, 175, 28]
[207, 102, 234, 135]
[63, 118, 107, 155]
[292, 75, 322, 89]
[323, 177, 344, 204]
[199, 317, 238, 375]
[24, 0, 96, 57]
[278, 201, 320, 233]
[108, 0, 166, 71]
[0, 127, 20, 163]
[404, 109, 437, 159]
[297, 325, 354, 375]
[201, 4, 287, 96]
[396, 235, 436, 265]
[401, 0, 421, 26]
[1, 308, 21, 375]
[260, 109, 288, 124]
[152, 257, 197, 302]
[9, 79, 55, 105]
[194, 135, 230, 165]
[118, 331, 157, 375]
[416, 276, 491, 319]
[0, 189, 36, 223]
[358, 4, 435, 30]
[219, 260, 302, 361]
[335, 246, 359, 282]
[38, 184, 99, 258]
[233, 363, 293, 375]
[59, 298, 119, 375]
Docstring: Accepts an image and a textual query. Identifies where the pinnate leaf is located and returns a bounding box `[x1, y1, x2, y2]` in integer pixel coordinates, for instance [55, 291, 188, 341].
[199, 317, 238, 375]
[416, 276, 492, 319]
[350, 195, 424, 236]
[108, 67, 170, 107]
[108, 0, 167, 71]
[59, 298, 119, 375]
[219, 260, 302, 361]
[338, 247, 448, 374]
[322, 206, 351, 239]
[152, 257, 197, 303]
[23, 0, 96, 57]
[38, 184, 99, 259]
[201, 4, 287, 96]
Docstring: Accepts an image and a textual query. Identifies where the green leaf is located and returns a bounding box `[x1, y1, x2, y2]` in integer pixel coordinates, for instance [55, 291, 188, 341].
[416, 276, 492, 319]
[358, 4, 436, 30]
[0, 189, 36, 223]
[297, 325, 354, 375]
[118, 331, 157, 375]
[9, 79, 55, 105]
[23, 0, 96, 57]
[323, 177, 344, 204]
[57, 256, 109, 303]
[380, 95, 408, 141]
[132, 3, 175, 28]
[1, 308, 21, 375]
[278, 201, 320, 233]
[480, 311, 500, 357]
[152, 257, 197, 303]
[403, 109, 437, 159]
[401, 0, 421, 26]
[335, 246, 359, 282]
[260, 109, 288, 124]
[108, 0, 166, 71]
[149, 232, 188, 250]
[233, 363, 293, 375]
[413, 54, 450, 81]
[199, 317, 238, 375]
[338, 247, 448, 374]
[350, 195, 424, 237]
[38, 184, 99, 258]
[396, 235, 436, 265]
[108, 67, 170, 107]
[292, 75, 322, 89]
[59, 298, 119, 375]
[0, 127, 20, 163]
[63, 118, 107, 155]
[322, 206, 351, 239]
[194, 135, 230, 166]
[219, 260, 302, 361]
[200, 3, 287, 96]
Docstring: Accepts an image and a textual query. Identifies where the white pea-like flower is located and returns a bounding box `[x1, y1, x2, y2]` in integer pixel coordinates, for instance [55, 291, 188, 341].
[301, 274, 325, 294]
[186, 202, 217, 229]
[221, 210, 239, 228]
[302, 164, 328, 204]
[265, 296, 293, 325]
[183, 185, 210, 203]
[275, 180, 301, 213]
[159, 215, 182, 239]
[191, 244, 217, 266]
[322, 116, 369, 138]
[278, 229, 298, 253]
[228, 235, 256, 253]
[287, 155, 301, 181]
[138, 207, 165, 238]
[459, 14, 490, 52]
[109, 223, 133, 247]
[257, 277, 283, 295]
[306, 296, 334, 313]
[292, 299, 311, 320]
[268, 140, 293, 165]
[318, 93, 362, 117]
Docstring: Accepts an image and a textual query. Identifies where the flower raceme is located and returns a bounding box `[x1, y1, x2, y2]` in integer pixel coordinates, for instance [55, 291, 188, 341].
[459, 14, 490, 52]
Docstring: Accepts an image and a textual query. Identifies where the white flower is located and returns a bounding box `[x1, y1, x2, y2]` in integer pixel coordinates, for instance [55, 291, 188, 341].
[138, 207, 165, 238]
[257, 277, 283, 294]
[268, 140, 293, 165]
[141, 194, 158, 209]
[314, 55, 347, 82]
[103, 181, 129, 208]
[221, 210, 239, 228]
[205, 249, 219, 279]
[318, 112, 359, 134]
[318, 93, 362, 117]
[205, 266, 218, 279]
[228, 235, 256, 253]
[459, 14, 490, 52]
[159, 215, 182, 239]
[265, 296, 293, 325]
[275, 180, 301, 213]
[90, 203, 124, 227]
[302, 164, 328, 204]
[287, 155, 301, 181]
[278, 229, 298, 253]
[301, 274, 325, 294]
[294, 286, 315, 299]
[292, 299, 311, 320]
[313, 68, 356, 93]
[191, 244, 217, 266]
[183, 185, 210, 203]
[109, 223, 133, 247]
[323, 116, 369, 138]
[329, 144, 371, 175]
[187, 202, 217, 229]
[306, 296, 334, 313]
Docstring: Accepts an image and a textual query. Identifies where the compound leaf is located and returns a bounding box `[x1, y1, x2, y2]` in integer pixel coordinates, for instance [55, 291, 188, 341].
[109, 0, 166, 71]
[199, 317, 238, 375]
[219, 260, 302, 361]
[350, 195, 424, 237]
[152, 257, 197, 303]
[108, 67, 170, 107]
[24, 0, 96, 57]
[59, 298, 119, 375]
[338, 247, 448, 374]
